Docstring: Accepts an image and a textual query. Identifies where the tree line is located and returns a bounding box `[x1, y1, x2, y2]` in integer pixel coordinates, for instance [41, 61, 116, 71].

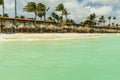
[81, 13, 118, 27]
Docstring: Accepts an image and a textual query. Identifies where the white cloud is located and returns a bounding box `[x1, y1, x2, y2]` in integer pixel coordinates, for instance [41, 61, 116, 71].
[90, 6, 112, 15]
[90, 0, 119, 5]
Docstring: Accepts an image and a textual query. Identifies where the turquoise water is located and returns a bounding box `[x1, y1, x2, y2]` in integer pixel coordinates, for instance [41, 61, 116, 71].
[0, 37, 120, 80]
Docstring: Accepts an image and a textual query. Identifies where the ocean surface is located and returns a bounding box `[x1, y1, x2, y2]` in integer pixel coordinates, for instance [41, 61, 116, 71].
[0, 36, 120, 80]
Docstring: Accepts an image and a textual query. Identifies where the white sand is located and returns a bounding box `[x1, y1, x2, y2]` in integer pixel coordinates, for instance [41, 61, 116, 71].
[0, 33, 119, 41]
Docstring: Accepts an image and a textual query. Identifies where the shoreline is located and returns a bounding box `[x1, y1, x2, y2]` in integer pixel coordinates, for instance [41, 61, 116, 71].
[0, 33, 119, 41]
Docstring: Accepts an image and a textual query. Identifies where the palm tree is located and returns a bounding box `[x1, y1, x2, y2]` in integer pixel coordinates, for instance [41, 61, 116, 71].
[80, 22, 84, 25]
[52, 12, 59, 23]
[108, 16, 111, 26]
[43, 7, 50, 21]
[63, 8, 70, 22]
[66, 19, 75, 24]
[86, 13, 97, 26]
[0, 0, 4, 16]
[20, 15, 25, 18]
[59, 16, 63, 22]
[24, 2, 40, 26]
[98, 19, 102, 26]
[37, 3, 45, 21]
[116, 24, 119, 27]
[113, 16, 116, 26]
[38, 12, 44, 20]
[56, 3, 64, 21]
[112, 23, 114, 26]
[113, 16, 116, 20]
[70, 19, 75, 24]
[48, 16, 53, 20]
[99, 16, 106, 26]
[88, 13, 97, 21]
[37, 3, 50, 21]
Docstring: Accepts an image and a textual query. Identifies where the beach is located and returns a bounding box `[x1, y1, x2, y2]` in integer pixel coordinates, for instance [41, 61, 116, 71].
[0, 33, 118, 41]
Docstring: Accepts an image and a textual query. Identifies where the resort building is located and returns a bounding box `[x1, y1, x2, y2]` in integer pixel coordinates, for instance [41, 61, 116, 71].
[0, 17, 56, 27]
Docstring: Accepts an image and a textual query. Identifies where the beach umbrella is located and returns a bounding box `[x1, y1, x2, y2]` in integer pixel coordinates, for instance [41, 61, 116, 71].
[47, 24, 55, 30]
[74, 26, 78, 30]
[77, 26, 82, 30]
[18, 24, 24, 28]
[70, 25, 75, 29]
[57, 27, 62, 30]
[3, 24, 16, 33]
[11, 24, 16, 29]
[83, 27, 90, 33]
[46, 24, 56, 33]
[39, 24, 46, 29]
[25, 25, 31, 29]
[30, 25, 35, 28]
[54, 26, 58, 30]
[4, 24, 16, 29]
[17, 24, 24, 32]
[77, 26, 84, 32]
[63, 25, 69, 29]
[69, 25, 76, 32]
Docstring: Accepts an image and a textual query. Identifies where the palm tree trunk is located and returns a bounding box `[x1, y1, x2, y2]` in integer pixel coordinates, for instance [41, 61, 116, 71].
[15, 0, 17, 18]
[65, 15, 67, 22]
[44, 15, 46, 21]
[34, 13, 37, 26]
[114, 20, 116, 26]
[100, 22, 101, 26]
[2, 4, 4, 16]
[61, 10, 64, 22]
[109, 20, 110, 26]
[44, 8, 46, 21]
[40, 17, 42, 20]
[57, 19, 59, 23]
[103, 22, 105, 26]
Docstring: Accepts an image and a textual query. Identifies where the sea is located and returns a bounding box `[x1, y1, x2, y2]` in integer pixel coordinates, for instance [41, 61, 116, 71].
[0, 36, 120, 80]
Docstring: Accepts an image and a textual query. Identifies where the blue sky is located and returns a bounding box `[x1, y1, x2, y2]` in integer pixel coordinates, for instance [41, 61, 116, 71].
[0, 0, 120, 24]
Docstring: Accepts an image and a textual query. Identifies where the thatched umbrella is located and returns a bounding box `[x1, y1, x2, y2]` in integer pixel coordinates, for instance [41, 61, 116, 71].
[84, 26, 90, 33]
[30, 25, 36, 33]
[26, 24, 35, 33]
[39, 24, 46, 32]
[25, 25, 31, 33]
[11, 24, 16, 33]
[63, 25, 69, 29]
[31, 25, 35, 28]
[57, 27, 62, 33]
[74, 27, 78, 32]
[18, 24, 24, 33]
[62, 25, 69, 33]
[70, 25, 75, 32]
[70, 25, 75, 29]
[46, 25, 57, 33]
[4, 24, 12, 29]
[4, 24, 16, 33]
[77, 26, 84, 33]
[3, 24, 10, 33]
[47, 25, 54, 29]
[54, 26, 58, 32]
[39, 24, 46, 29]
